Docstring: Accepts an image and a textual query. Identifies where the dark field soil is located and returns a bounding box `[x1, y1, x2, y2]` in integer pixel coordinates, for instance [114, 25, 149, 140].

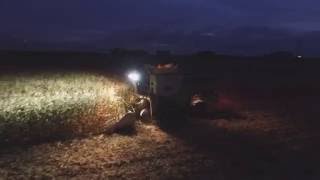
[1, 58, 320, 179]
[1, 97, 319, 179]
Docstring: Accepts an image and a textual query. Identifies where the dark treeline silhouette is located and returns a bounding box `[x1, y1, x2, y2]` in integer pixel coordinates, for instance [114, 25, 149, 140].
[0, 48, 316, 68]
[1, 49, 320, 92]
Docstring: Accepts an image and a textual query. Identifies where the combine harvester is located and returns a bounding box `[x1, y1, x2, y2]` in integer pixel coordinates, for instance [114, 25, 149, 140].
[125, 63, 218, 127]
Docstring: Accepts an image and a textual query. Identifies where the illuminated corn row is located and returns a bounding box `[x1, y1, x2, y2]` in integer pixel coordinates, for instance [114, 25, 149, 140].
[0, 72, 135, 143]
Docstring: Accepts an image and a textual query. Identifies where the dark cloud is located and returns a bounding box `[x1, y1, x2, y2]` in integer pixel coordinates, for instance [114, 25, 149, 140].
[0, 0, 319, 55]
[1, 0, 319, 31]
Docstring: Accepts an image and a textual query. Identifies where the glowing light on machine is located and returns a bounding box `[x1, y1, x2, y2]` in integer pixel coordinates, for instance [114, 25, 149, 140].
[127, 71, 141, 83]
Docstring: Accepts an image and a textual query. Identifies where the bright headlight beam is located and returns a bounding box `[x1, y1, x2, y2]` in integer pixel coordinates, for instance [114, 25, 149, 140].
[127, 71, 141, 83]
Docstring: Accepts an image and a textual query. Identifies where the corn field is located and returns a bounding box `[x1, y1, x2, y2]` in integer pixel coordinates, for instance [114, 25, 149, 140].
[0, 72, 135, 144]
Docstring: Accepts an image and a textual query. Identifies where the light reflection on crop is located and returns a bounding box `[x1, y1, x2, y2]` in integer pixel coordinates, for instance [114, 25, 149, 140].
[0, 72, 135, 143]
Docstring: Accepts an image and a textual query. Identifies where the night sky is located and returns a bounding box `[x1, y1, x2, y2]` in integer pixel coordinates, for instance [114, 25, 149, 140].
[1, 0, 320, 56]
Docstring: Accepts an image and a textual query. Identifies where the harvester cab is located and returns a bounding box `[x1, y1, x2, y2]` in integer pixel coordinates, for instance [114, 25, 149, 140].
[131, 63, 216, 126]
[140, 63, 189, 126]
